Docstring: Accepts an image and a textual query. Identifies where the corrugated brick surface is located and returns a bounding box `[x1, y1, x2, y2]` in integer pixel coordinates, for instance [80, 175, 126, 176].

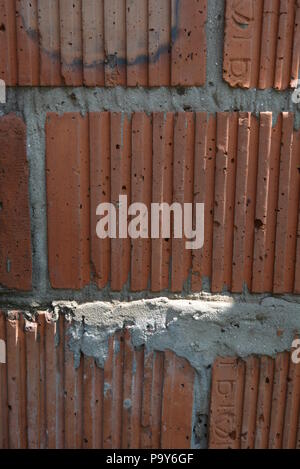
[0, 114, 32, 291]
[46, 111, 300, 294]
[224, 0, 300, 89]
[209, 352, 300, 449]
[0, 0, 207, 87]
[0, 311, 195, 449]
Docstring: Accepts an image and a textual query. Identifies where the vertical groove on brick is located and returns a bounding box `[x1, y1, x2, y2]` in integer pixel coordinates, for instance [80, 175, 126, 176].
[0, 114, 32, 292]
[294, 130, 300, 294]
[151, 113, 173, 292]
[254, 357, 274, 448]
[192, 114, 216, 292]
[232, 113, 251, 292]
[126, 0, 148, 86]
[104, 0, 126, 86]
[148, 0, 171, 86]
[291, 0, 300, 87]
[161, 351, 195, 449]
[82, 0, 105, 86]
[122, 330, 144, 449]
[6, 314, 27, 449]
[274, 114, 298, 293]
[110, 113, 131, 291]
[274, 0, 296, 90]
[212, 114, 230, 292]
[59, 0, 83, 85]
[268, 352, 289, 448]
[171, 0, 207, 86]
[282, 351, 300, 448]
[38, 0, 62, 85]
[64, 318, 83, 449]
[241, 357, 259, 449]
[83, 356, 103, 449]
[0, 0, 17, 85]
[209, 358, 245, 449]
[258, 0, 280, 89]
[252, 113, 273, 292]
[224, 114, 238, 290]
[0, 313, 8, 449]
[263, 115, 282, 292]
[141, 352, 164, 449]
[131, 113, 152, 291]
[90, 112, 111, 289]
[25, 320, 40, 449]
[38, 315, 46, 449]
[103, 332, 124, 448]
[16, 0, 39, 85]
[46, 113, 90, 290]
[45, 314, 63, 449]
[171, 113, 194, 292]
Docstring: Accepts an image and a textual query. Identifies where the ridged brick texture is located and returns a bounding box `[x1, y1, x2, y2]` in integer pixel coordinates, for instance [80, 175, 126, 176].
[0, 114, 32, 291]
[209, 352, 300, 449]
[224, 0, 300, 89]
[46, 111, 300, 294]
[0, 311, 195, 449]
[0, 0, 207, 87]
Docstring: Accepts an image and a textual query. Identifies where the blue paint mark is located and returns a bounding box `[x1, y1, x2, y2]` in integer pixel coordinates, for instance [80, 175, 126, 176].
[20, 0, 181, 73]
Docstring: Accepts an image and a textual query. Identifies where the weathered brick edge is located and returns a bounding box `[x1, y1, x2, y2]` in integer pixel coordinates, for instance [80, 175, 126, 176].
[0, 311, 195, 449]
[46, 112, 300, 294]
[224, 0, 300, 89]
[209, 352, 300, 449]
[0, 0, 207, 87]
[0, 113, 32, 291]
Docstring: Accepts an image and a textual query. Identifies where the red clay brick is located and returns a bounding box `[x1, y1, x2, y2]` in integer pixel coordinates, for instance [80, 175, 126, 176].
[148, 0, 171, 87]
[104, 0, 126, 87]
[64, 317, 83, 449]
[161, 351, 195, 449]
[151, 113, 174, 293]
[192, 114, 216, 292]
[171, 113, 194, 293]
[38, 0, 62, 86]
[82, 0, 105, 87]
[16, 0, 39, 85]
[224, 0, 299, 89]
[0, 313, 8, 448]
[46, 111, 300, 294]
[141, 351, 164, 448]
[0, 0, 17, 85]
[131, 113, 152, 292]
[1, 0, 208, 86]
[110, 113, 132, 291]
[0, 312, 197, 449]
[46, 113, 90, 290]
[6, 313, 27, 449]
[171, 0, 207, 86]
[241, 357, 260, 449]
[274, 114, 300, 293]
[59, 0, 83, 86]
[0, 114, 32, 292]
[210, 352, 300, 449]
[209, 357, 245, 449]
[25, 320, 40, 449]
[90, 112, 111, 289]
[126, 0, 148, 87]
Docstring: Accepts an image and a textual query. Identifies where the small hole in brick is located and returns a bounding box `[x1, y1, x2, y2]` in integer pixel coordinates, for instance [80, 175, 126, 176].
[0, 24, 5, 32]
[0, 202, 2, 210]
